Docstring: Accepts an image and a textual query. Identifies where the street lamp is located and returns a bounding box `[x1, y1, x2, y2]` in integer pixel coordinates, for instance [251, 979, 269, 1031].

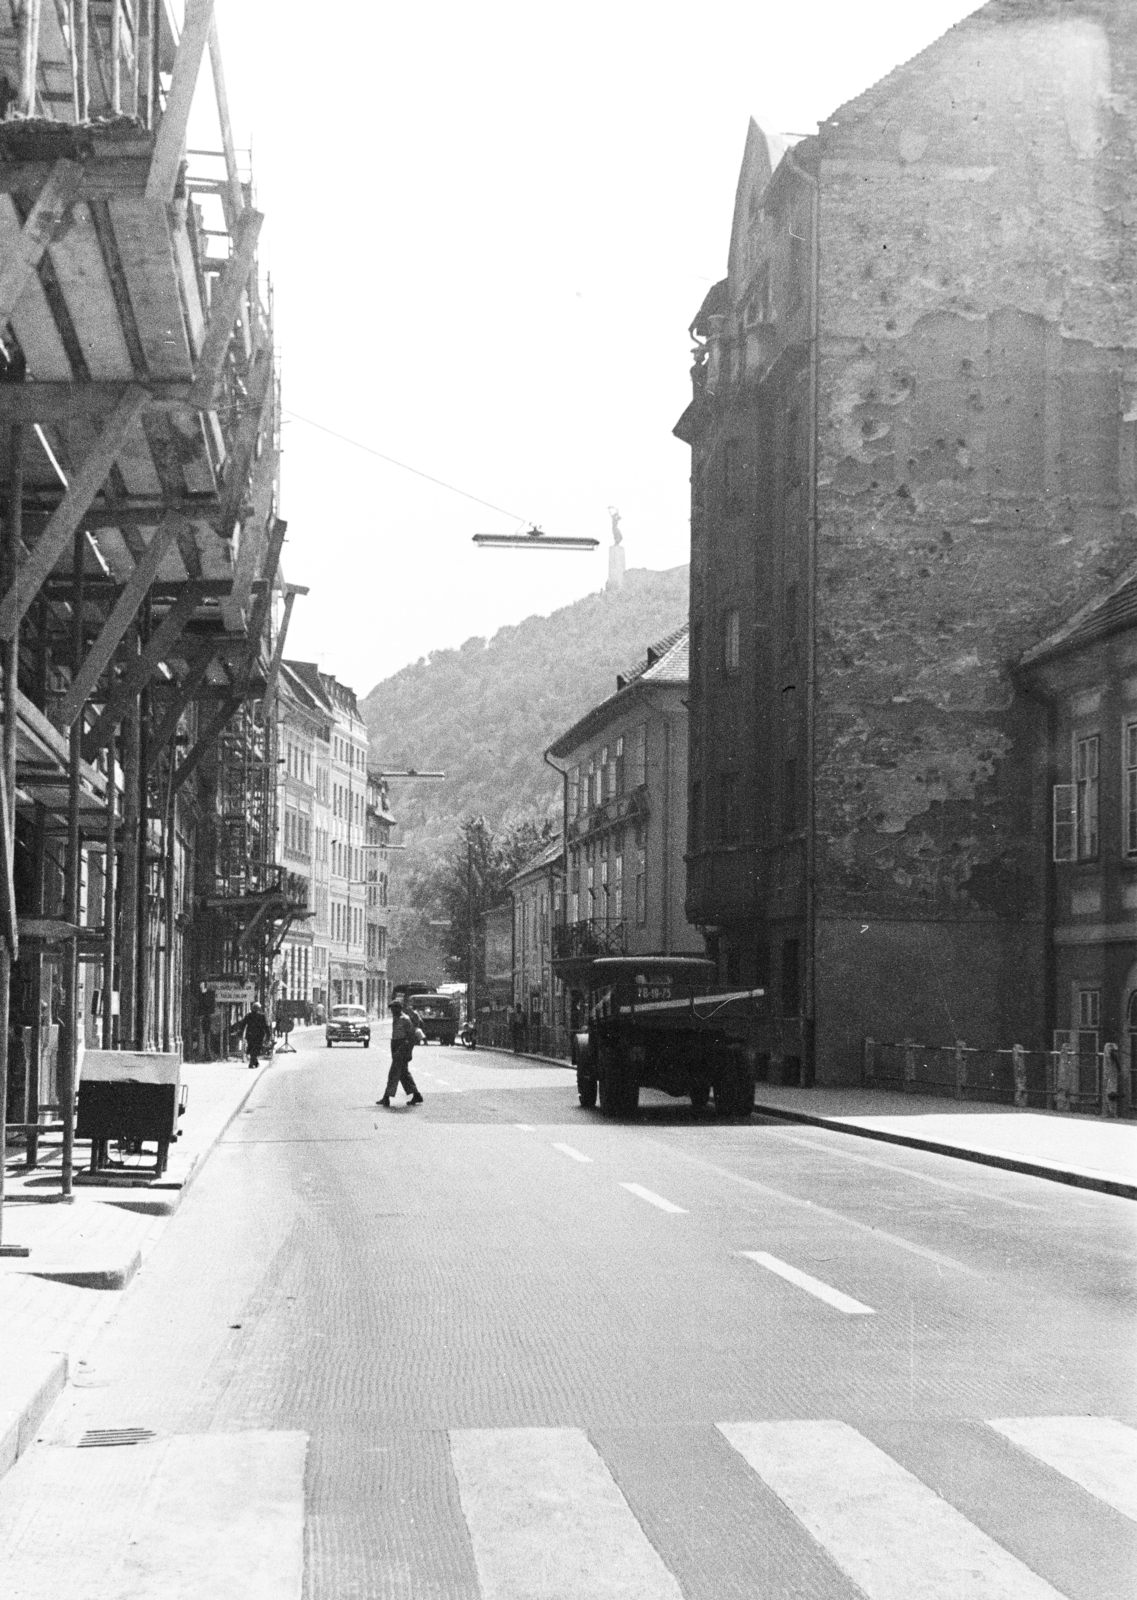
[473, 526, 598, 552]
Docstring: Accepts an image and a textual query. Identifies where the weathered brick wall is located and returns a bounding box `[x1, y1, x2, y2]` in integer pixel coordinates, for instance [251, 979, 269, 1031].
[809, 0, 1136, 1063]
[809, 3, 1135, 1065]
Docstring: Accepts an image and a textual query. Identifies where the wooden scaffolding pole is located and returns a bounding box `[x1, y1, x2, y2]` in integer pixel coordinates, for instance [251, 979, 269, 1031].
[118, 629, 140, 1048]
[102, 727, 116, 1049]
[59, 527, 84, 1199]
[0, 427, 26, 1253]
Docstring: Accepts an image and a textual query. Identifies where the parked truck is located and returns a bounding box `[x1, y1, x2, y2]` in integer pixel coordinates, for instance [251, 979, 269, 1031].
[570, 956, 763, 1117]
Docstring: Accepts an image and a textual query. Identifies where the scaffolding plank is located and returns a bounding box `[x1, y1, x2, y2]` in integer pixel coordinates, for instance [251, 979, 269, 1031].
[171, 408, 217, 495]
[170, 214, 205, 356]
[47, 200, 135, 378]
[115, 415, 164, 496]
[56, 514, 189, 728]
[106, 196, 194, 379]
[0, 386, 148, 639]
[0, 158, 82, 325]
[0, 193, 72, 380]
[146, 0, 216, 206]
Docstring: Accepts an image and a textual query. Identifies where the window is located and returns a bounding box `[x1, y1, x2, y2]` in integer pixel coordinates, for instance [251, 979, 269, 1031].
[636, 835, 646, 925]
[781, 938, 801, 1016]
[690, 781, 701, 850]
[1126, 723, 1137, 856]
[615, 736, 625, 795]
[569, 766, 580, 819]
[1076, 734, 1100, 860]
[1078, 988, 1101, 1029]
[587, 757, 596, 811]
[599, 747, 609, 801]
[632, 724, 647, 788]
[720, 773, 740, 844]
[723, 608, 740, 675]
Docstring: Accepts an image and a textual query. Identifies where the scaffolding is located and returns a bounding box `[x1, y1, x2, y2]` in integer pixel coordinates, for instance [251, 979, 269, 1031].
[0, 3, 302, 1236]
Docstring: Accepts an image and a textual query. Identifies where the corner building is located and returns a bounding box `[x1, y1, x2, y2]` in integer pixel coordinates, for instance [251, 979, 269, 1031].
[676, 1, 1137, 1083]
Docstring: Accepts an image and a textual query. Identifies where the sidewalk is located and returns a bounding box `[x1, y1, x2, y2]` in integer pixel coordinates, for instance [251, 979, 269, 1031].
[1, 1054, 266, 1482]
[751, 1083, 1137, 1199]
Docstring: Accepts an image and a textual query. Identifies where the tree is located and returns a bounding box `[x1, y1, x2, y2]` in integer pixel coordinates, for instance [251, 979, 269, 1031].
[411, 814, 556, 987]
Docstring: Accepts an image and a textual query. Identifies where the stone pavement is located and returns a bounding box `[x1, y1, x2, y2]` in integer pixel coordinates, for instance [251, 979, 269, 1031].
[750, 1083, 1137, 1199]
[0, 1047, 274, 1483]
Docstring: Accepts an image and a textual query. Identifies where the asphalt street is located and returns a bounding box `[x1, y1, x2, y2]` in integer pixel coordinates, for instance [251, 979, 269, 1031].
[7, 1030, 1137, 1598]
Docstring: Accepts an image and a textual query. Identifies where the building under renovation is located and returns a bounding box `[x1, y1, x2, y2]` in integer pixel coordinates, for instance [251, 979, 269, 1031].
[0, 3, 303, 1193]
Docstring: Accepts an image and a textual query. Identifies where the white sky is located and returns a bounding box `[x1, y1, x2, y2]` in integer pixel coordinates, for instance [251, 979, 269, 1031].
[203, 0, 983, 697]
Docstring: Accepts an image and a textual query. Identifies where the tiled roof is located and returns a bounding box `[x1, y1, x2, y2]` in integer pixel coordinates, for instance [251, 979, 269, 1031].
[547, 624, 689, 759]
[1020, 563, 1137, 669]
[616, 624, 689, 690]
[283, 659, 335, 713]
[508, 834, 564, 888]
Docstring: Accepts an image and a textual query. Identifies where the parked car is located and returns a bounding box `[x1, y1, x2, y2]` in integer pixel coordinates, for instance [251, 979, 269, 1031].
[326, 1004, 371, 1048]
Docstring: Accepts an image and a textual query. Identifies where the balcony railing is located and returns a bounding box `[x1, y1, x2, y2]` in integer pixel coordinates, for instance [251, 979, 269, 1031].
[554, 918, 628, 961]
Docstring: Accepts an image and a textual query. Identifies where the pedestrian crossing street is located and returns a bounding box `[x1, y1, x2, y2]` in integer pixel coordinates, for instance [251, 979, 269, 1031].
[444, 1414, 1137, 1599]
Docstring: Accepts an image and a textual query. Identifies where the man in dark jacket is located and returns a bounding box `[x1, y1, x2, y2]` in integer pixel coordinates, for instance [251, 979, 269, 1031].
[379, 1000, 423, 1107]
[238, 1002, 272, 1069]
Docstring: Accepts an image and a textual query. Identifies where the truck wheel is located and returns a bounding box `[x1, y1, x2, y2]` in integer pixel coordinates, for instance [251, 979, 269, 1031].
[577, 1068, 598, 1109]
[598, 1047, 638, 1117]
[715, 1059, 754, 1117]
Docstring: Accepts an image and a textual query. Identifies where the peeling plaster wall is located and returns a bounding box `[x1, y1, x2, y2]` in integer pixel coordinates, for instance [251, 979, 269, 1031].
[811, 0, 1137, 1065]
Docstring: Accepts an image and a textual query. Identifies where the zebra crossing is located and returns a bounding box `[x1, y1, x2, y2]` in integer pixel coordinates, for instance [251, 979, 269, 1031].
[444, 1415, 1136, 1599]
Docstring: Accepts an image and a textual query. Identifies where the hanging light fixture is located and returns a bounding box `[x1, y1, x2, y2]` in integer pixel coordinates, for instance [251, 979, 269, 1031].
[473, 525, 598, 552]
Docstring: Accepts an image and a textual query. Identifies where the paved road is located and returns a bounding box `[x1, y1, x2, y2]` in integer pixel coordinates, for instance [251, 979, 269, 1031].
[5, 1032, 1137, 1598]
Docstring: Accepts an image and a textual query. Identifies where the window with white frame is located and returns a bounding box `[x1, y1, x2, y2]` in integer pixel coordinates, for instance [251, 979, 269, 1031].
[1077, 988, 1100, 1030]
[1076, 734, 1100, 860]
[1054, 732, 1101, 862]
[1126, 722, 1137, 856]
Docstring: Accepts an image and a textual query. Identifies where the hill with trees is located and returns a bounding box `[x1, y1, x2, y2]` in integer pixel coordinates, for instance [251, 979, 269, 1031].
[361, 565, 689, 982]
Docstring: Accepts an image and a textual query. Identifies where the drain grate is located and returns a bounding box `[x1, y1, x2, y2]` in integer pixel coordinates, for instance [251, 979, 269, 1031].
[78, 1427, 156, 1448]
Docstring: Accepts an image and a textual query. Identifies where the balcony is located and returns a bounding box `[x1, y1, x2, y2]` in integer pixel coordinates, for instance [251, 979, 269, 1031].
[554, 919, 628, 962]
[567, 784, 649, 843]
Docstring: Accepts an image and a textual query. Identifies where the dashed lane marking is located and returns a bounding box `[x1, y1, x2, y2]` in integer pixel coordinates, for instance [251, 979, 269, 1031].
[449, 1426, 683, 1600]
[988, 1416, 1137, 1523]
[553, 1142, 593, 1163]
[619, 1182, 687, 1214]
[514, 1123, 537, 1132]
[720, 1419, 1066, 1599]
[739, 1250, 875, 1315]
[644, 1138, 975, 1274]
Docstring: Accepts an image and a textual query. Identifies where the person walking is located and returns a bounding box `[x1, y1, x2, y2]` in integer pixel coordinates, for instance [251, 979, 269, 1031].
[238, 1001, 272, 1069]
[379, 999, 423, 1107]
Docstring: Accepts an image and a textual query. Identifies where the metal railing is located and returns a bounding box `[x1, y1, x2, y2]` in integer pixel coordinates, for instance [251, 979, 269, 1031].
[862, 1038, 1133, 1117]
[553, 919, 628, 960]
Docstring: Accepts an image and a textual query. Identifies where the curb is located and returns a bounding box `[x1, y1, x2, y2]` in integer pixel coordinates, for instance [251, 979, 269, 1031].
[28, 1247, 142, 1292]
[0, 1352, 67, 1479]
[754, 1103, 1137, 1200]
[0, 1067, 266, 1490]
[151, 1062, 267, 1209]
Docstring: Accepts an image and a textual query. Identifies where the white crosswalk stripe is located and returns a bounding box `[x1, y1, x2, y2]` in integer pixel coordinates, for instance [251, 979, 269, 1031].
[448, 1426, 683, 1599]
[988, 1415, 1137, 1523]
[718, 1418, 1066, 1599]
[447, 1416, 1131, 1600]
